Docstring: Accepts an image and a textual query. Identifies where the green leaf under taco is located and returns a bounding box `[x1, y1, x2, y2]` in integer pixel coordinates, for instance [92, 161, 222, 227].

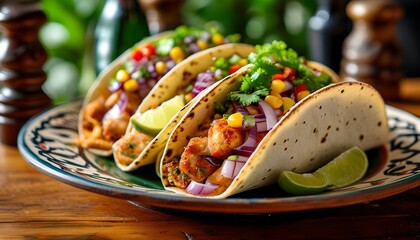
[112, 43, 256, 171]
[77, 26, 241, 156]
[159, 41, 389, 198]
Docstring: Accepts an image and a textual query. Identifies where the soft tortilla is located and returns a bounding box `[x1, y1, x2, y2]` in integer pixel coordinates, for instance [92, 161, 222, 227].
[160, 64, 388, 199]
[113, 43, 256, 171]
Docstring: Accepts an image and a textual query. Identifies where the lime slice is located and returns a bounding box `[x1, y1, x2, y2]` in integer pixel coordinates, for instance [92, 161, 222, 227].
[278, 171, 328, 195]
[278, 146, 368, 195]
[315, 146, 368, 189]
[131, 95, 185, 136]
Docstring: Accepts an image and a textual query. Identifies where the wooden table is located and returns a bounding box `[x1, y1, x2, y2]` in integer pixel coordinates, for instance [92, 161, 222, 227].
[1, 79, 419, 239]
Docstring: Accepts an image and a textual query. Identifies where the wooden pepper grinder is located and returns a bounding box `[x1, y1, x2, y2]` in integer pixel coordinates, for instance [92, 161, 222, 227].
[340, 0, 403, 101]
[0, 0, 51, 145]
[138, 0, 183, 35]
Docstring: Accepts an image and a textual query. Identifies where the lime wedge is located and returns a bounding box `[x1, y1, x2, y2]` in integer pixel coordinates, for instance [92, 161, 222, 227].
[278, 171, 328, 195]
[315, 146, 368, 189]
[278, 146, 368, 195]
[131, 95, 185, 136]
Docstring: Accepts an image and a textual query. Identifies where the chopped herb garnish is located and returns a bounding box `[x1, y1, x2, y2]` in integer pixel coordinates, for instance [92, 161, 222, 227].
[228, 40, 331, 106]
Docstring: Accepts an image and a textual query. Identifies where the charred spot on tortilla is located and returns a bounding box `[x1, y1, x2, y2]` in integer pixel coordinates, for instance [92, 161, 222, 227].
[313, 128, 318, 133]
[359, 134, 364, 141]
[310, 158, 315, 162]
[284, 147, 288, 151]
[187, 112, 194, 119]
[321, 133, 328, 143]
[189, 60, 198, 66]
[290, 156, 294, 160]
[172, 135, 178, 142]
[353, 117, 357, 121]
[179, 127, 184, 132]
[336, 127, 340, 131]
[319, 105, 323, 110]
[345, 121, 349, 126]
[378, 121, 382, 126]
[327, 125, 331, 130]
[341, 89, 345, 94]
[273, 142, 277, 146]
[165, 149, 173, 158]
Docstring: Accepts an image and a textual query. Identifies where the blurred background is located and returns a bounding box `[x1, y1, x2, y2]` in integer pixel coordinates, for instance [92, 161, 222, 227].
[38, 0, 419, 104]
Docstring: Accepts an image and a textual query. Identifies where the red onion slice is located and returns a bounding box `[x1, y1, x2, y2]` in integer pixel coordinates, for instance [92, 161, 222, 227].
[192, 72, 215, 98]
[185, 180, 218, 195]
[102, 91, 128, 121]
[258, 100, 277, 131]
[283, 81, 293, 93]
[221, 160, 246, 179]
[233, 101, 249, 115]
[256, 121, 267, 132]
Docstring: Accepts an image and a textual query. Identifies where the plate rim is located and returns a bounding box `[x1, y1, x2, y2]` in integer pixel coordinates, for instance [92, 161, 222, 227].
[17, 101, 420, 214]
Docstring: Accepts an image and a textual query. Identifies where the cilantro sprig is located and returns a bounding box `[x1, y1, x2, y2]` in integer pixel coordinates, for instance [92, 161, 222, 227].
[227, 41, 332, 106]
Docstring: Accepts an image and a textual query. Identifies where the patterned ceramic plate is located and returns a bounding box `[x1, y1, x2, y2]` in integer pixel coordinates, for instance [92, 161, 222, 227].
[18, 101, 419, 214]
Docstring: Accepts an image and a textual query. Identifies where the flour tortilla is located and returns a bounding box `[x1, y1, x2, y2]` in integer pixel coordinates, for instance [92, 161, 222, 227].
[113, 43, 256, 171]
[160, 63, 388, 199]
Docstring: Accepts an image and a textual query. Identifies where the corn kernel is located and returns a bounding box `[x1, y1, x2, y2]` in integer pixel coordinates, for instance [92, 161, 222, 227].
[227, 112, 243, 128]
[184, 92, 193, 103]
[265, 95, 283, 109]
[197, 39, 208, 50]
[170, 46, 185, 62]
[238, 58, 248, 66]
[271, 80, 286, 93]
[282, 97, 295, 112]
[212, 34, 225, 45]
[123, 79, 138, 92]
[269, 90, 281, 99]
[155, 61, 167, 74]
[297, 90, 310, 101]
[116, 69, 130, 82]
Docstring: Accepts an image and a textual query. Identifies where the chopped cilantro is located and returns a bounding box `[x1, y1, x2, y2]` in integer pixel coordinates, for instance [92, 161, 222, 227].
[229, 40, 331, 106]
[228, 89, 269, 106]
[215, 101, 228, 114]
[138, 66, 150, 78]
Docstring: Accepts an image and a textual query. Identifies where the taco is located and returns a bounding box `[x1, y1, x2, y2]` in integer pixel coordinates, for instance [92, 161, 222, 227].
[160, 41, 389, 198]
[113, 43, 256, 171]
[77, 26, 241, 156]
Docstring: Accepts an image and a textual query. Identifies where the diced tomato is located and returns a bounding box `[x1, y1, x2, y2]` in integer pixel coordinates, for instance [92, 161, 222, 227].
[294, 83, 307, 97]
[141, 43, 156, 59]
[283, 67, 297, 79]
[272, 73, 285, 81]
[229, 64, 241, 74]
[131, 48, 143, 61]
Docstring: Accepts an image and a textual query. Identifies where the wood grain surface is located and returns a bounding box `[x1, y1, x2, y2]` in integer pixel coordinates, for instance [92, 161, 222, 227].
[0, 79, 419, 239]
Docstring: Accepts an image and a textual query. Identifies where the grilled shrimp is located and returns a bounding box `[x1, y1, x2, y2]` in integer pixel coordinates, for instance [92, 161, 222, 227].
[208, 119, 245, 159]
[102, 111, 130, 141]
[83, 96, 108, 130]
[113, 131, 153, 166]
[179, 137, 219, 182]
[164, 161, 190, 189]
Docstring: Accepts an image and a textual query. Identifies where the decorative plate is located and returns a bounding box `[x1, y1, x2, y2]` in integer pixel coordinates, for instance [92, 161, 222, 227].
[18, 101, 419, 214]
